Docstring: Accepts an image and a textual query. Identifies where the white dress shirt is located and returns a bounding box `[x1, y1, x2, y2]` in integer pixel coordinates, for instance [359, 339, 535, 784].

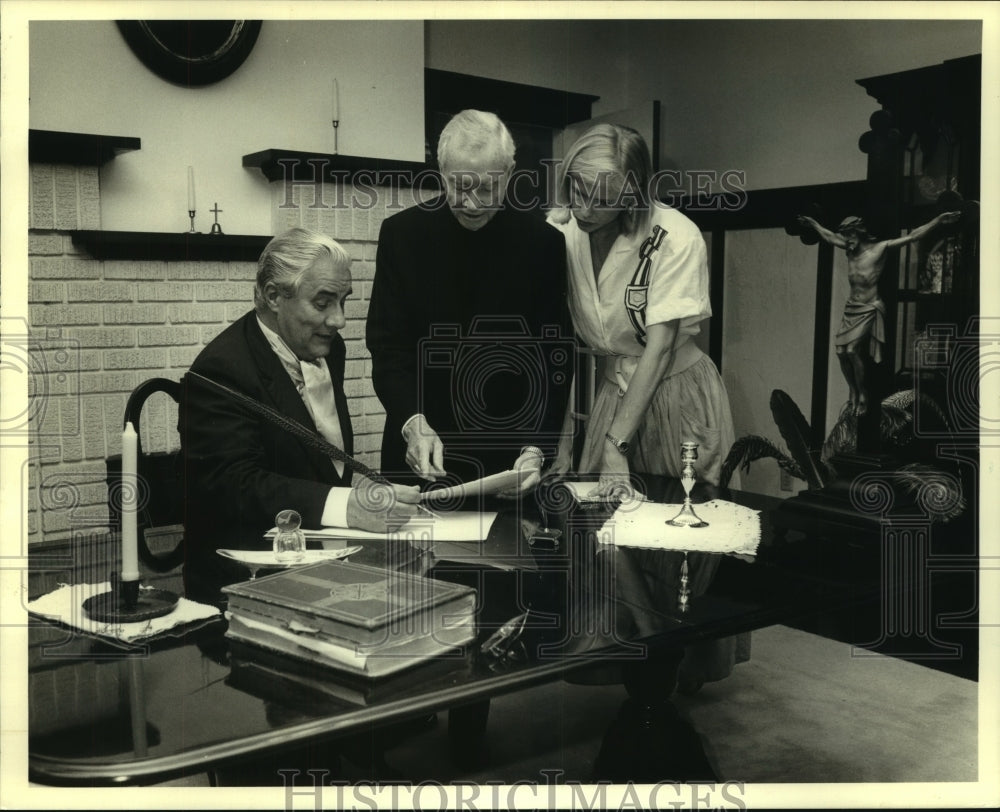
[257, 316, 350, 527]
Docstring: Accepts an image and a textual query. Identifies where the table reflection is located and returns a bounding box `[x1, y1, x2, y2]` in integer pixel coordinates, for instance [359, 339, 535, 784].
[30, 476, 774, 785]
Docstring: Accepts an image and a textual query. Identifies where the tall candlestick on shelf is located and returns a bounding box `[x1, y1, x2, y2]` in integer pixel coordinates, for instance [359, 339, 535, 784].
[186, 166, 198, 233]
[121, 422, 140, 582]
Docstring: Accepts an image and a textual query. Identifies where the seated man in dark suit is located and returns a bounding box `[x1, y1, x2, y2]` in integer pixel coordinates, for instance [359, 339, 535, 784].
[181, 227, 419, 606]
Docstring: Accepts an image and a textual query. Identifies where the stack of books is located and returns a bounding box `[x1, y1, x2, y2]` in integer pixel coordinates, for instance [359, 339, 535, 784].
[228, 639, 473, 708]
[223, 560, 477, 679]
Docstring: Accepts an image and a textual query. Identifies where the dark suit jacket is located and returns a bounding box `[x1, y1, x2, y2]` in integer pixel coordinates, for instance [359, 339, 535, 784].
[366, 199, 574, 485]
[179, 311, 353, 603]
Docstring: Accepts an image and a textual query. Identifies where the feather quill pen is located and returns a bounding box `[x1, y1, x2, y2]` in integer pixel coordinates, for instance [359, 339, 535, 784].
[187, 370, 390, 485]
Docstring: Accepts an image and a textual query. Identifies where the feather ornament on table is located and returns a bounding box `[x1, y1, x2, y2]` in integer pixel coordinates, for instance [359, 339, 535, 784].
[770, 389, 828, 490]
[720, 434, 804, 488]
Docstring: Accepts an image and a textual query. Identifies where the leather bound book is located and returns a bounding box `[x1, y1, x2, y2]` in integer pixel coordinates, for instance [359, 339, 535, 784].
[223, 560, 477, 678]
[227, 639, 474, 708]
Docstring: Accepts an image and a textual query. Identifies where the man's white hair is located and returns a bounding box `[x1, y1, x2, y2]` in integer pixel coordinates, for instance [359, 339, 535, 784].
[253, 228, 350, 314]
[437, 109, 515, 171]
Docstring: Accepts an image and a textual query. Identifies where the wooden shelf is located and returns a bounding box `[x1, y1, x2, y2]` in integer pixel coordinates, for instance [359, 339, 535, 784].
[70, 230, 270, 262]
[29, 130, 141, 166]
[243, 149, 438, 187]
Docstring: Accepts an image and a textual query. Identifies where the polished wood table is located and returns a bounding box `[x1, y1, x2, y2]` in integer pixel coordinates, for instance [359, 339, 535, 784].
[27, 478, 920, 785]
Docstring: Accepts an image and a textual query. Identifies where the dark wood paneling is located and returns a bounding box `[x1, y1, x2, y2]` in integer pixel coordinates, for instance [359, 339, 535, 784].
[425, 68, 598, 131]
[675, 180, 868, 232]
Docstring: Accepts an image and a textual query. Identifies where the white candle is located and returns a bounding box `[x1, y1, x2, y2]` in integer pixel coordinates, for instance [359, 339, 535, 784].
[187, 166, 196, 212]
[121, 422, 140, 582]
[332, 79, 339, 122]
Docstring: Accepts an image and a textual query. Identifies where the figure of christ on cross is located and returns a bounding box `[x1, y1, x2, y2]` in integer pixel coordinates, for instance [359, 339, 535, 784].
[797, 210, 961, 415]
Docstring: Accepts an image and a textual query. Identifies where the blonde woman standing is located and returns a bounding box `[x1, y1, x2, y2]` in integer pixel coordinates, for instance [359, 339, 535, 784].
[549, 124, 745, 696]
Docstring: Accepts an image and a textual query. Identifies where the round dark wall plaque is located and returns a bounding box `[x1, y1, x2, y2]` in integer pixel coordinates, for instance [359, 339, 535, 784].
[117, 20, 263, 87]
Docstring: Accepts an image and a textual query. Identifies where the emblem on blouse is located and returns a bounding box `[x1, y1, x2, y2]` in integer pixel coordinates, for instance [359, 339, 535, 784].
[624, 225, 666, 346]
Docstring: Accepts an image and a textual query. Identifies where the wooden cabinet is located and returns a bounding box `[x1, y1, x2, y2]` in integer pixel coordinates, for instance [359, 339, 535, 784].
[856, 54, 980, 389]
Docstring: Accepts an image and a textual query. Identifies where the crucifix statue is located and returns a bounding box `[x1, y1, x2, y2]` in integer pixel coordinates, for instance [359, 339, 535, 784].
[797, 210, 961, 416]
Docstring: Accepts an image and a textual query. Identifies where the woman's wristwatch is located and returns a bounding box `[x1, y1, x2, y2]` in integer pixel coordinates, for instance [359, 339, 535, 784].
[605, 432, 630, 455]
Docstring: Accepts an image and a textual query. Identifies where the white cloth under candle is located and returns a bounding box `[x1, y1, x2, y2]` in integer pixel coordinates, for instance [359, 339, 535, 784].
[28, 582, 221, 644]
[596, 499, 762, 556]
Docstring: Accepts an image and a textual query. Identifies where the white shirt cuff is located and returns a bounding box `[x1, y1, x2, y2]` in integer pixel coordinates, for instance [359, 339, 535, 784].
[401, 413, 424, 440]
[321, 487, 352, 528]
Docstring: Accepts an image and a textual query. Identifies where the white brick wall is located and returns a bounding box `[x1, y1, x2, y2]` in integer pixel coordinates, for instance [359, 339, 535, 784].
[25, 167, 415, 548]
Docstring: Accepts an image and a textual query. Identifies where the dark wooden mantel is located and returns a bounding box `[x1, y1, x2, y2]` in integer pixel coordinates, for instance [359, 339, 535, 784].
[243, 149, 438, 188]
[29, 129, 141, 166]
[70, 230, 270, 262]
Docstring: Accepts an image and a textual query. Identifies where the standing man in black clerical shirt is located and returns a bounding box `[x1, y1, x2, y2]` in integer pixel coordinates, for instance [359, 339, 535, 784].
[367, 109, 574, 492]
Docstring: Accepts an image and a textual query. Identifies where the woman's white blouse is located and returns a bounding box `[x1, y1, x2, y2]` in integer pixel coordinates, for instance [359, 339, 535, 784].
[550, 203, 711, 357]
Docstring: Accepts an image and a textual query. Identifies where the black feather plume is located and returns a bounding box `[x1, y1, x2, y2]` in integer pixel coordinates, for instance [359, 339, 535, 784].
[721, 434, 803, 488]
[770, 390, 828, 490]
[187, 370, 389, 484]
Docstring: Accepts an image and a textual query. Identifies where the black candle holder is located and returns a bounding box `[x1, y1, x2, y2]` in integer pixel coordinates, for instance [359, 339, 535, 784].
[186, 210, 200, 234]
[82, 570, 179, 623]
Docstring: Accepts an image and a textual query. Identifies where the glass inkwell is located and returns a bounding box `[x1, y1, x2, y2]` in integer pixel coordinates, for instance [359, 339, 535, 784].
[273, 509, 306, 563]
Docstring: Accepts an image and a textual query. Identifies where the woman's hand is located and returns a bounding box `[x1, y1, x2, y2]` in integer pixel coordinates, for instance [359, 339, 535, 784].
[591, 439, 632, 499]
[545, 435, 575, 479]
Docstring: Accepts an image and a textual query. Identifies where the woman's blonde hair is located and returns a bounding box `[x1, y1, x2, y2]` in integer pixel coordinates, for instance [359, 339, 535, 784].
[557, 123, 653, 235]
